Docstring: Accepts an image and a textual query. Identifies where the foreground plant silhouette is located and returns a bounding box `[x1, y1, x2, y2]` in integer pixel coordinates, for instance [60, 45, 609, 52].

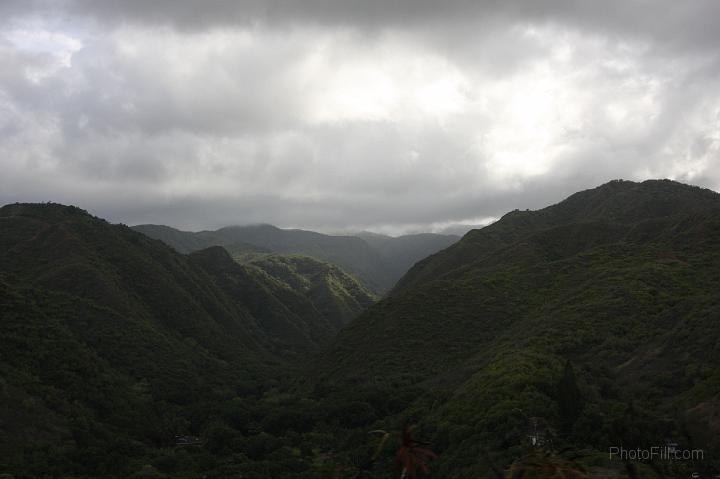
[331, 425, 437, 479]
[395, 424, 438, 478]
[366, 424, 438, 478]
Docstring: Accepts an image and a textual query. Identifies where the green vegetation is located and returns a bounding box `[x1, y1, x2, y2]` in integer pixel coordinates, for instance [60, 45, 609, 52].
[236, 253, 376, 330]
[314, 179, 720, 477]
[132, 224, 458, 293]
[2, 180, 720, 478]
[0, 203, 370, 477]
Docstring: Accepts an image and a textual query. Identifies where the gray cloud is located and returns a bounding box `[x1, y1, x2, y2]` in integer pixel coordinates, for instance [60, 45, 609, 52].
[6, 0, 718, 54]
[0, 0, 718, 232]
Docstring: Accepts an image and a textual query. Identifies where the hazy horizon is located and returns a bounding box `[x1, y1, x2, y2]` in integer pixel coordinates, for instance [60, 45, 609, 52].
[129, 218, 496, 237]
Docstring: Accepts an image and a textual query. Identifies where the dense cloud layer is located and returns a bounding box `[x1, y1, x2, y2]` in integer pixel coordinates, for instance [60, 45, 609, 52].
[1, 0, 718, 232]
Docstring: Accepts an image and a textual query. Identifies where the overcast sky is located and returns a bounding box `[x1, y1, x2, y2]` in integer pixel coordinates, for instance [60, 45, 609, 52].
[1, 1, 719, 233]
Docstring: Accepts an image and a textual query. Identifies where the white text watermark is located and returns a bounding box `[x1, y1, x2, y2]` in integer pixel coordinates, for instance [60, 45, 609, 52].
[609, 446, 704, 461]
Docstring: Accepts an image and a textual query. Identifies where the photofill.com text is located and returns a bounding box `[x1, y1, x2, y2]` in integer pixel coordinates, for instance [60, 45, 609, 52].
[609, 446, 704, 461]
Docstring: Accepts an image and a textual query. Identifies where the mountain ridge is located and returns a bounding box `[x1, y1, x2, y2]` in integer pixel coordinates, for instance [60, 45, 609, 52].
[0, 202, 376, 477]
[3, 179, 720, 477]
[394, 179, 720, 293]
[132, 223, 458, 293]
[311, 179, 720, 476]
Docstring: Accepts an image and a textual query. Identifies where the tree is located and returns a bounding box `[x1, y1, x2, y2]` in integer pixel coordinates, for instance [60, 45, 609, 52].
[557, 361, 583, 434]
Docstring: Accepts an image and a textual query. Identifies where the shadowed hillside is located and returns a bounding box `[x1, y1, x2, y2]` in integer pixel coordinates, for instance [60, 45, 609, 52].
[0, 203, 370, 477]
[313, 179, 720, 477]
[3, 180, 720, 478]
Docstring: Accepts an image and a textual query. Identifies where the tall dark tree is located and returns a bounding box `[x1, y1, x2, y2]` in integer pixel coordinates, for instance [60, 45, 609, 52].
[557, 360, 584, 434]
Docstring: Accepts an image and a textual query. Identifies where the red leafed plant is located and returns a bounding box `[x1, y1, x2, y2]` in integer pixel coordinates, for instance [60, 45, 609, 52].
[394, 424, 438, 478]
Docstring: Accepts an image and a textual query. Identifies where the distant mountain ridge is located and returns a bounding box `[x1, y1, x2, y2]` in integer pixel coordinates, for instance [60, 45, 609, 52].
[132, 223, 458, 293]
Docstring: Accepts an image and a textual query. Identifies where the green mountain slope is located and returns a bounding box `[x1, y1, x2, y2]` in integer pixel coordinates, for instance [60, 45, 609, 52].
[132, 224, 458, 293]
[314, 180, 720, 477]
[191, 248, 375, 351]
[133, 223, 392, 291]
[237, 253, 377, 330]
[0, 203, 370, 478]
[394, 179, 720, 293]
[5, 180, 720, 478]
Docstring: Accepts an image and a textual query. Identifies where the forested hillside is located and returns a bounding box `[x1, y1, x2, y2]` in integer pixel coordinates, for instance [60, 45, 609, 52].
[2, 180, 720, 478]
[312, 180, 720, 477]
[0, 203, 369, 477]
